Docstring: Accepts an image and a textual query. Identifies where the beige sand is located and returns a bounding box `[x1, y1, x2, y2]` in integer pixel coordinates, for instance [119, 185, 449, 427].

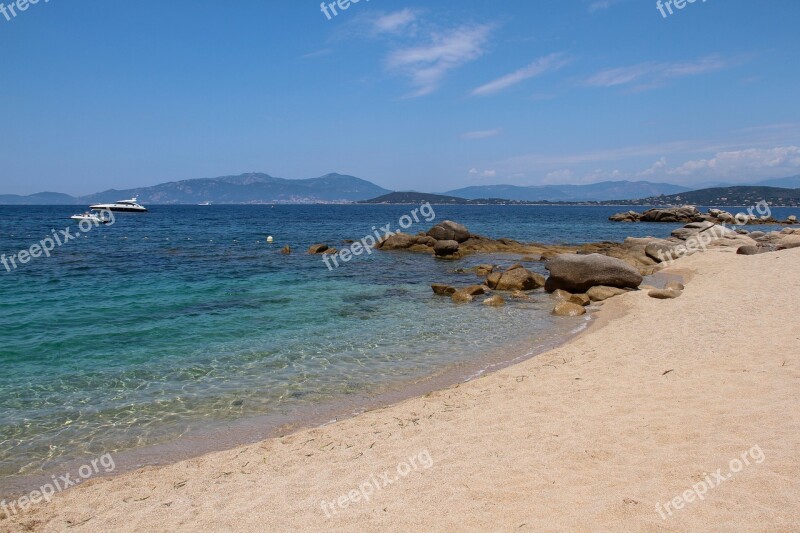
[4, 248, 799, 532]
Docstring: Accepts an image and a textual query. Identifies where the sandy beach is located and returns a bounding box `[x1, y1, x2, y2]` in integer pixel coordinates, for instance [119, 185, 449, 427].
[3, 247, 799, 532]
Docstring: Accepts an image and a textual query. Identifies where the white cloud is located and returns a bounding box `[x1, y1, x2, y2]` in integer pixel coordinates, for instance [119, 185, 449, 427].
[483, 169, 497, 177]
[373, 9, 418, 34]
[586, 55, 732, 90]
[471, 53, 570, 96]
[386, 24, 494, 97]
[666, 147, 800, 177]
[461, 128, 502, 140]
[468, 168, 479, 175]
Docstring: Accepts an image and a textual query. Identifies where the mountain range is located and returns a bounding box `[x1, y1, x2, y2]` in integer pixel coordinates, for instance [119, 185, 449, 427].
[0, 173, 391, 205]
[2, 174, 800, 205]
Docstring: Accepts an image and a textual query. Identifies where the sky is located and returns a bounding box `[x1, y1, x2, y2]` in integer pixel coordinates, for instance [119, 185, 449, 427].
[1, 0, 800, 196]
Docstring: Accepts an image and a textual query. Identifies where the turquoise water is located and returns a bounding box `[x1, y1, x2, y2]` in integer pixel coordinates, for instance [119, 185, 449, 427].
[0, 204, 796, 484]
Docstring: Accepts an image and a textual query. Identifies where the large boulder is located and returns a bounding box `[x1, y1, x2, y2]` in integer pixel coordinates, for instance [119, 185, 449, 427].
[485, 266, 545, 291]
[427, 221, 471, 243]
[545, 254, 643, 293]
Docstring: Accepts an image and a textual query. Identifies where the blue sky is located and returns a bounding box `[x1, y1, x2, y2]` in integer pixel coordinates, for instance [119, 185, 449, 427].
[1, 0, 799, 195]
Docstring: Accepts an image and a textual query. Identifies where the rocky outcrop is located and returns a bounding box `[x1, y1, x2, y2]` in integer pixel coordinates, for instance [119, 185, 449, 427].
[280, 245, 292, 255]
[545, 254, 643, 293]
[610, 206, 799, 226]
[451, 285, 486, 303]
[485, 266, 546, 291]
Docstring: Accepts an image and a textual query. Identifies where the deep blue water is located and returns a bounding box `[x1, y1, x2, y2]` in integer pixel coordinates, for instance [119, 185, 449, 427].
[0, 204, 796, 482]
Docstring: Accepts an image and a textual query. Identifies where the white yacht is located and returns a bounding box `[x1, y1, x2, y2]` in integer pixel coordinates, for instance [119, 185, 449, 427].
[89, 197, 148, 213]
[70, 211, 112, 224]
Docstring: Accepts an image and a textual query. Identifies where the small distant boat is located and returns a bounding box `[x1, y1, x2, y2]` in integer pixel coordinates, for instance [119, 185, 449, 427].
[89, 197, 147, 213]
[70, 212, 112, 224]
[198, 201, 211, 206]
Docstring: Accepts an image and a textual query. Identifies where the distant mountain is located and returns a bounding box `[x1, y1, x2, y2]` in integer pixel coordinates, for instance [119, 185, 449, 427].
[444, 181, 691, 202]
[756, 175, 800, 188]
[362, 192, 471, 204]
[0, 192, 79, 205]
[0, 173, 392, 205]
[609, 186, 800, 207]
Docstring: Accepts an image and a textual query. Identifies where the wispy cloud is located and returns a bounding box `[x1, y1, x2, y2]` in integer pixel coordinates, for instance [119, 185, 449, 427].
[586, 55, 733, 90]
[373, 9, 419, 34]
[461, 128, 502, 140]
[471, 53, 571, 96]
[387, 24, 494, 97]
[588, 0, 624, 13]
[300, 49, 333, 60]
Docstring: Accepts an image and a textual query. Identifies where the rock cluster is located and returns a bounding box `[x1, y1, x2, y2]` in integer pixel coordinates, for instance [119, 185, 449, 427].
[610, 206, 799, 225]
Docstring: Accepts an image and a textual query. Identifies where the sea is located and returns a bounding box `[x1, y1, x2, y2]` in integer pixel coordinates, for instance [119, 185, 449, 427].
[0, 204, 796, 494]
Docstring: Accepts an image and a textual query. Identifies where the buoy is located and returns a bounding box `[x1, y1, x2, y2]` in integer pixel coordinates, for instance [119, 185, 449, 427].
[267, 236, 274, 243]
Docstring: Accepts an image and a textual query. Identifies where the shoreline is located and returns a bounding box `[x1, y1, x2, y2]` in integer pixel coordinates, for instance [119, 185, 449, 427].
[4, 248, 799, 531]
[0, 296, 593, 500]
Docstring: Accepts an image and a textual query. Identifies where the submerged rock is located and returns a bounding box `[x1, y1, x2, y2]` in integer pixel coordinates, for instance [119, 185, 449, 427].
[308, 243, 330, 254]
[482, 295, 506, 307]
[431, 283, 457, 296]
[586, 286, 629, 302]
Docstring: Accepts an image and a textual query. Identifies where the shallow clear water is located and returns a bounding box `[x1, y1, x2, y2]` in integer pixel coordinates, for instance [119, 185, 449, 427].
[0, 204, 795, 481]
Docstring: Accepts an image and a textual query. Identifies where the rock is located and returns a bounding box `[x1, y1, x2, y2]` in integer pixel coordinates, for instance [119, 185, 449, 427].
[486, 267, 546, 291]
[461, 285, 487, 296]
[379, 233, 419, 250]
[648, 288, 682, 299]
[609, 210, 642, 222]
[545, 253, 643, 293]
[427, 220, 471, 243]
[433, 240, 460, 257]
[482, 295, 506, 307]
[510, 290, 531, 300]
[587, 286, 628, 302]
[552, 301, 587, 316]
[640, 206, 701, 223]
[788, 215, 798, 224]
[748, 231, 766, 239]
[552, 289, 574, 300]
[474, 264, 495, 276]
[569, 293, 591, 306]
[431, 284, 457, 296]
[645, 240, 683, 263]
[664, 281, 685, 291]
[736, 245, 760, 256]
[308, 243, 330, 254]
[777, 235, 800, 250]
[451, 291, 474, 303]
[280, 245, 292, 255]
[519, 255, 541, 262]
